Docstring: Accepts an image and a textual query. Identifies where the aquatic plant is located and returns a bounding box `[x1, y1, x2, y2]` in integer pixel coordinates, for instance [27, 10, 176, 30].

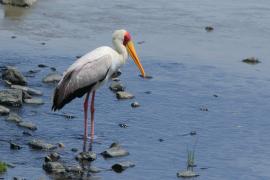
[0, 161, 7, 173]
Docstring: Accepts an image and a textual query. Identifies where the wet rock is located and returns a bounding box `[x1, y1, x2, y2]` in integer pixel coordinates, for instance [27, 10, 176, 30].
[28, 139, 57, 150]
[116, 91, 134, 100]
[45, 152, 60, 162]
[0, 105, 10, 115]
[242, 57, 261, 65]
[101, 143, 129, 158]
[119, 123, 128, 128]
[71, 148, 78, 152]
[2, 66, 27, 85]
[110, 81, 125, 92]
[177, 170, 199, 178]
[22, 131, 32, 136]
[38, 64, 48, 68]
[89, 166, 102, 173]
[18, 121, 37, 130]
[11, 85, 43, 96]
[112, 161, 135, 173]
[75, 151, 96, 162]
[205, 26, 214, 32]
[24, 98, 44, 105]
[42, 73, 62, 83]
[131, 101, 140, 108]
[111, 70, 122, 78]
[0, 0, 36, 7]
[65, 165, 83, 174]
[28, 69, 40, 74]
[6, 113, 22, 123]
[58, 143, 65, 148]
[22, 91, 32, 100]
[158, 138, 164, 142]
[43, 162, 66, 174]
[0, 89, 23, 107]
[10, 142, 21, 150]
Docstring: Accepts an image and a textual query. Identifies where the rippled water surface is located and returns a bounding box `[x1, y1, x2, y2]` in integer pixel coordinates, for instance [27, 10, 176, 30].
[0, 0, 270, 179]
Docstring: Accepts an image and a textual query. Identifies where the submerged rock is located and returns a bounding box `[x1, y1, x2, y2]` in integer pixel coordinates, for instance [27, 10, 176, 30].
[0, 0, 37, 7]
[88, 166, 102, 173]
[10, 142, 21, 150]
[65, 165, 83, 174]
[71, 148, 78, 152]
[109, 81, 125, 92]
[22, 91, 32, 100]
[75, 151, 96, 162]
[131, 101, 140, 108]
[28, 139, 57, 150]
[24, 98, 44, 105]
[242, 57, 261, 65]
[0, 105, 10, 115]
[6, 113, 22, 123]
[1, 66, 27, 85]
[11, 85, 43, 96]
[101, 143, 129, 158]
[112, 161, 135, 173]
[43, 162, 66, 174]
[42, 73, 62, 83]
[45, 152, 60, 162]
[0, 89, 23, 107]
[18, 121, 37, 130]
[177, 170, 199, 178]
[116, 91, 134, 100]
[38, 64, 48, 68]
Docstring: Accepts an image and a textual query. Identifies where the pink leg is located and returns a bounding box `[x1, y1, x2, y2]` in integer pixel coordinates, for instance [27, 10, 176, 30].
[84, 92, 90, 141]
[90, 91, 96, 141]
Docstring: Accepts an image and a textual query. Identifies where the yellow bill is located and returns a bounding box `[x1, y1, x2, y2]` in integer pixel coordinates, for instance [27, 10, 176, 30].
[126, 41, 146, 77]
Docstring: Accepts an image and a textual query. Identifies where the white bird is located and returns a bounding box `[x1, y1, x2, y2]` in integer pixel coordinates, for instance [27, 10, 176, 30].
[52, 29, 146, 141]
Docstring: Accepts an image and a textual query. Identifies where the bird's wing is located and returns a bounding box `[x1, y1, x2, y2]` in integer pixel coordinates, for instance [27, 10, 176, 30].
[52, 53, 112, 111]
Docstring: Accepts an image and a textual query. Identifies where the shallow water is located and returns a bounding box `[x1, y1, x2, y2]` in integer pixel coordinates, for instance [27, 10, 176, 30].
[0, 0, 270, 179]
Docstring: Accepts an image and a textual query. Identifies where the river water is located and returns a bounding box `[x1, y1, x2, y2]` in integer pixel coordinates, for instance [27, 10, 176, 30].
[0, 0, 270, 179]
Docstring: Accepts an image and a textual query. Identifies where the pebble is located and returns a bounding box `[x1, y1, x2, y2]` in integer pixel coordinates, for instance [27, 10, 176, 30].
[101, 143, 129, 158]
[24, 98, 44, 105]
[38, 64, 48, 68]
[119, 123, 128, 128]
[131, 101, 140, 108]
[18, 121, 37, 131]
[10, 143, 22, 150]
[88, 166, 102, 173]
[177, 170, 199, 178]
[65, 165, 83, 174]
[75, 151, 97, 162]
[112, 161, 135, 173]
[242, 57, 261, 65]
[205, 26, 214, 32]
[45, 152, 60, 162]
[28, 139, 57, 150]
[58, 143, 65, 148]
[0, 105, 10, 115]
[116, 91, 134, 100]
[22, 131, 32, 136]
[6, 112, 22, 123]
[1, 66, 27, 85]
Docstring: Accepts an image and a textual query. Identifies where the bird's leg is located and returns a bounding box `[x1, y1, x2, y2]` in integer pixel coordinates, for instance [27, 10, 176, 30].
[84, 92, 90, 143]
[90, 91, 96, 142]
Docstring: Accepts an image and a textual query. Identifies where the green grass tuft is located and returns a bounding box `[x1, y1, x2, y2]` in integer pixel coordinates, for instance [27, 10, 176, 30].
[0, 161, 7, 173]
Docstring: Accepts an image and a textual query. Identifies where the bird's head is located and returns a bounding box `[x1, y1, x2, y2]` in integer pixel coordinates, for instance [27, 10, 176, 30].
[113, 29, 146, 77]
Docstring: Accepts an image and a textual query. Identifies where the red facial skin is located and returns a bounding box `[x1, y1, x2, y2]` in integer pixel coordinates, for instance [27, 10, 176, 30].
[123, 32, 131, 46]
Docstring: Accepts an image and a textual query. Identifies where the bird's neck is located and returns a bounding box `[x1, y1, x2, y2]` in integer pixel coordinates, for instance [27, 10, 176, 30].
[113, 39, 128, 64]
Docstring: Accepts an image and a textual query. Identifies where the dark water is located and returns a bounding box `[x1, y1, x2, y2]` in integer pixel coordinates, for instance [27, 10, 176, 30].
[0, 0, 270, 179]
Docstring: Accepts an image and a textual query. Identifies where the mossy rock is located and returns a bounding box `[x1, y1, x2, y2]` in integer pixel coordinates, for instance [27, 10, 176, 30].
[0, 161, 7, 173]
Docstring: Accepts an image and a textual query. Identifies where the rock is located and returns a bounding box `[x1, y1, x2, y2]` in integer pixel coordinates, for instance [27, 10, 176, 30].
[13, 177, 26, 180]
[28, 139, 57, 150]
[50, 67, 56, 71]
[18, 121, 37, 130]
[116, 91, 134, 100]
[112, 161, 135, 173]
[131, 101, 140, 108]
[88, 166, 102, 173]
[158, 138, 164, 142]
[10, 142, 21, 150]
[22, 131, 32, 136]
[58, 143, 64, 148]
[177, 170, 199, 178]
[213, 94, 218, 98]
[205, 26, 214, 32]
[101, 143, 129, 158]
[1, 66, 27, 85]
[71, 148, 78, 152]
[11, 85, 43, 96]
[28, 69, 40, 74]
[24, 98, 44, 105]
[0, 0, 36, 7]
[119, 123, 128, 128]
[4, 80, 12, 86]
[242, 57, 261, 65]
[0, 89, 23, 107]
[38, 64, 48, 68]
[45, 152, 60, 162]
[0, 105, 10, 115]
[43, 162, 66, 174]
[22, 91, 32, 100]
[109, 81, 125, 92]
[75, 151, 96, 162]
[6, 113, 22, 123]
[65, 165, 83, 174]
[42, 73, 62, 83]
